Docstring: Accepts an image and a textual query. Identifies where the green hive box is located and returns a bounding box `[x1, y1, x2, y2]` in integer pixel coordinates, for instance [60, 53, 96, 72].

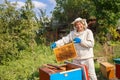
[113, 58, 120, 64]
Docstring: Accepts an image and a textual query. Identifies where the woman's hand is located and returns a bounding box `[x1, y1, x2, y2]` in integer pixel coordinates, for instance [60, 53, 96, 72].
[50, 42, 56, 49]
[73, 37, 81, 43]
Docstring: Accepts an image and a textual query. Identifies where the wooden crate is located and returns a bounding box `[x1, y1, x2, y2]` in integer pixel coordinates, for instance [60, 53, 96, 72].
[100, 62, 115, 79]
[53, 42, 77, 62]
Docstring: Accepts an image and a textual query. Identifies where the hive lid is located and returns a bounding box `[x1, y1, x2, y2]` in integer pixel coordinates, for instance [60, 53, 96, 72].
[53, 42, 77, 62]
[100, 62, 114, 67]
[113, 58, 120, 64]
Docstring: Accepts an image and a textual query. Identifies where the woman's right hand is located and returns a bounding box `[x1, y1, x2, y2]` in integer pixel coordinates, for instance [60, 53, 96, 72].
[50, 42, 56, 49]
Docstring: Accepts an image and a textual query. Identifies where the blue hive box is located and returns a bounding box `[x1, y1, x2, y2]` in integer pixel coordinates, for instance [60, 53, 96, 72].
[39, 63, 82, 80]
[50, 68, 82, 80]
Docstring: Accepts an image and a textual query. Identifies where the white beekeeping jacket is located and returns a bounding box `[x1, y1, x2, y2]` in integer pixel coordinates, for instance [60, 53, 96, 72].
[55, 29, 94, 60]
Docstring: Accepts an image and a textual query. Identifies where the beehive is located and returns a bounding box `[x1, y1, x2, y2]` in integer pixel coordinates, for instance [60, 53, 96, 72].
[53, 42, 77, 62]
[100, 62, 115, 79]
[39, 63, 82, 80]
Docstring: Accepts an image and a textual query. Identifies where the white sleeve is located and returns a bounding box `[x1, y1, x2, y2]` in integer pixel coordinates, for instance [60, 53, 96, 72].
[80, 30, 94, 48]
[55, 32, 73, 47]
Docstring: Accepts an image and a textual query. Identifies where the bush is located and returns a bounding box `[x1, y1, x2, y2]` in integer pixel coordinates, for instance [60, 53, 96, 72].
[0, 44, 56, 80]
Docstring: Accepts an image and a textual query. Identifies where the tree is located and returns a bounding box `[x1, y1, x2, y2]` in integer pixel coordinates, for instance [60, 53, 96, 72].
[93, 0, 120, 42]
[0, 0, 38, 64]
[34, 9, 51, 44]
[53, 0, 95, 25]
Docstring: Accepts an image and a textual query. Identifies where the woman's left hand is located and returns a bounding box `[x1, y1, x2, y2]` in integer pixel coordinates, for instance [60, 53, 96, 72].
[73, 37, 81, 43]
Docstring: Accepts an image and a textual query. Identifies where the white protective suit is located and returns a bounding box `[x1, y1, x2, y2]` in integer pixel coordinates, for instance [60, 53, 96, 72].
[55, 28, 97, 80]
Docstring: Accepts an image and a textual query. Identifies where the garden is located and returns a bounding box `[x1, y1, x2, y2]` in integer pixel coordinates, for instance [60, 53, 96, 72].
[0, 0, 120, 80]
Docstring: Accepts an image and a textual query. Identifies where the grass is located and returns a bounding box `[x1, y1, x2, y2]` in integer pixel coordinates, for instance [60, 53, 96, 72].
[94, 41, 120, 80]
[0, 44, 56, 80]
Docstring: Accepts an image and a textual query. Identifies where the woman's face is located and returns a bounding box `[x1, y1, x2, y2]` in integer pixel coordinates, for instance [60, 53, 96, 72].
[75, 21, 84, 32]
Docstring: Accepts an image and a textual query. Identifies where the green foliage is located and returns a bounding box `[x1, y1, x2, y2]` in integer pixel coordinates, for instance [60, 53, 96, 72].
[94, 41, 103, 57]
[0, 45, 56, 80]
[109, 27, 120, 40]
[53, 0, 95, 24]
[34, 9, 52, 45]
[111, 41, 120, 58]
[0, 0, 39, 64]
[93, 0, 120, 24]
[94, 41, 120, 63]
[92, 0, 120, 42]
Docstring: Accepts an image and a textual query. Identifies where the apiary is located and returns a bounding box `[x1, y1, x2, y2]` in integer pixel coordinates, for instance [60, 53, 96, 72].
[53, 42, 77, 62]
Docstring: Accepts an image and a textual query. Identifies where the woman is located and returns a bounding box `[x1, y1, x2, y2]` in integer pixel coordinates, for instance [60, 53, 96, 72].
[51, 17, 97, 80]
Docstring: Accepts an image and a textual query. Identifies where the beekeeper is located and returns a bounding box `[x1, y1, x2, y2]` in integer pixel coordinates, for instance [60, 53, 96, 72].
[51, 17, 97, 80]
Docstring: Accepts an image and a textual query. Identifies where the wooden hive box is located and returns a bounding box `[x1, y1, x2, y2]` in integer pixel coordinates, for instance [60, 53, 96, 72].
[39, 63, 82, 80]
[100, 62, 115, 79]
[53, 42, 77, 62]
